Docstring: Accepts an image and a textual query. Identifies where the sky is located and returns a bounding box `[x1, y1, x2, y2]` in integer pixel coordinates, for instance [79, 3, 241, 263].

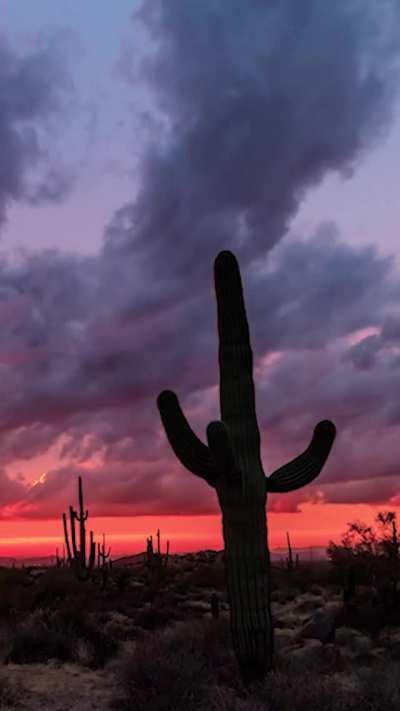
[0, 0, 400, 559]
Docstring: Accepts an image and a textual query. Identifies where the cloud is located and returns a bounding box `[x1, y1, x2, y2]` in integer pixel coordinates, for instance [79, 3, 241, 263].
[0, 32, 74, 224]
[2, 1, 400, 518]
[110, 0, 400, 277]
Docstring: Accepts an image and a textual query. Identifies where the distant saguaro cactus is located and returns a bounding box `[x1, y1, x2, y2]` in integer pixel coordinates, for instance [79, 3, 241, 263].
[98, 533, 111, 568]
[146, 530, 170, 573]
[286, 532, 294, 571]
[157, 250, 336, 685]
[62, 476, 96, 581]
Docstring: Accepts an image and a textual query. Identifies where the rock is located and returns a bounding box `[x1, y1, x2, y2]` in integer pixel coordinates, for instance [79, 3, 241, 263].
[335, 626, 361, 644]
[349, 634, 372, 657]
[298, 603, 342, 643]
[281, 587, 302, 602]
[293, 595, 324, 615]
[274, 628, 297, 653]
[202, 610, 229, 620]
[378, 628, 400, 659]
[335, 627, 372, 656]
[180, 600, 210, 612]
[283, 639, 346, 672]
[283, 639, 323, 669]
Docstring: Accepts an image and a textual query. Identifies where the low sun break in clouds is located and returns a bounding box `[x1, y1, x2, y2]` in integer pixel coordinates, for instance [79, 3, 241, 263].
[1, 0, 400, 523]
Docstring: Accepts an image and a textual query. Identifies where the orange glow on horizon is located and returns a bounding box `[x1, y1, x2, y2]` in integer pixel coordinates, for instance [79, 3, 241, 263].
[0, 502, 399, 559]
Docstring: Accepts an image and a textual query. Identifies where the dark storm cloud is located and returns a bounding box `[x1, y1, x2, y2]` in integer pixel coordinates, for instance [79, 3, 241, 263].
[0, 34, 74, 223]
[246, 223, 397, 352]
[2, 0, 400, 517]
[110, 0, 400, 279]
[2, 229, 399, 518]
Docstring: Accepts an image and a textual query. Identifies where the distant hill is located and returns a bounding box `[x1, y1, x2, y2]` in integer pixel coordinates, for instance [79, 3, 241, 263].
[270, 546, 328, 562]
[0, 555, 57, 568]
[0, 545, 328, 569]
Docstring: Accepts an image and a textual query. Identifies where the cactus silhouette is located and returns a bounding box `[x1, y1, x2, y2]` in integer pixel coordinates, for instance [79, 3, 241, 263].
[157, 250, 336, 685]
[286, 531, 294, 571]
[98, 533, 111, 568]
[62, 476, 96, 581]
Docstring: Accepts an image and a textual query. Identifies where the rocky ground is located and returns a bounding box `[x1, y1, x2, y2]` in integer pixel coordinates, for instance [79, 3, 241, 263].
[1, 556, 400, 709]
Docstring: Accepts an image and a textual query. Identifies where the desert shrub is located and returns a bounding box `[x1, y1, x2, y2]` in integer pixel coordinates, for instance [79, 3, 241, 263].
[355, 662, 400, 708]
[80, 618, 119, 667]
[7, 603, 119, 667]
[34, 568, 84, 607]
[185, 562, 226, 590]
[134, 605, 172, 631]
[112, 617, 233, 711]
[52, 603, 119, 667]
[0, 568, 34, 619]
[0, 621, 17, 663]
[103, 612, 138, 641]
[173, 578, 192, 594]
[7, 608, 75, 663]
[328, 513, 400, 593]
[0, 671, 25, 708]
[112, 568, 132, 592]
[241, 662, 400, 711]
[0, 568, 30, 586]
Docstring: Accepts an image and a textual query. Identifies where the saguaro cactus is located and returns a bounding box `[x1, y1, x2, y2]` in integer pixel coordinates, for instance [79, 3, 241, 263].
[157, 250, 336, 685]
[286, 532, 294, 571]
[98, 533, 111, 568]
[62, 476, 96, 580]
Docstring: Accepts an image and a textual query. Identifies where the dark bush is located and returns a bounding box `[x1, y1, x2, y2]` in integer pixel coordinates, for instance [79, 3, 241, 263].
[113, 618, 232, 711]
[7, 609, 75, 663]
[185, 562, 226, 590]
[0, 671, 25, 707]
[0, 568, 34, 619]
[34, 568, 94, 608]
[134, 605, 172, 631]
[7, 602, 119, 667]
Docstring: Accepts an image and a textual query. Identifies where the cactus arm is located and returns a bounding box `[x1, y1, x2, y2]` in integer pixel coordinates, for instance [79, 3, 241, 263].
[266, 420, 336, 493]
[88, 531, 96, 570]
[69, 506, 79, 562]
[157, 390, 218, 486]
[76, 477, 88, 522]
[62, 512, 72, 563]
[76, 476, 87, 567]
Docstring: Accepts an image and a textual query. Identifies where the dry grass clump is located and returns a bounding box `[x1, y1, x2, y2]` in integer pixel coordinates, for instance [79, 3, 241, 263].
[245, 662, 400, 711]
[0, 670, 26, 708]
[112, 616, 234, 711]
[184, 561, 226, 590]
[6, 602, 119, 667]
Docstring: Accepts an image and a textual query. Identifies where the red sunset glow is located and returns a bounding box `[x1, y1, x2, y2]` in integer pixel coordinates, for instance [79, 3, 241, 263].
[1, 504, 399, 560]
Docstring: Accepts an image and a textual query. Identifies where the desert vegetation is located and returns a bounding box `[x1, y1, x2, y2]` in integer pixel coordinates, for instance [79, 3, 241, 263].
[2, 535, 400, 709]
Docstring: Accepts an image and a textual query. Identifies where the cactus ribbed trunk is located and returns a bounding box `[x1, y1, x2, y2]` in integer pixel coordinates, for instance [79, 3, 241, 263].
[78, 477, 86, 569]
[222, 502, 273, 682]
[70, 506, 78, 562]
[215, 250, 273, 681]
[62, 513, 72, 564]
